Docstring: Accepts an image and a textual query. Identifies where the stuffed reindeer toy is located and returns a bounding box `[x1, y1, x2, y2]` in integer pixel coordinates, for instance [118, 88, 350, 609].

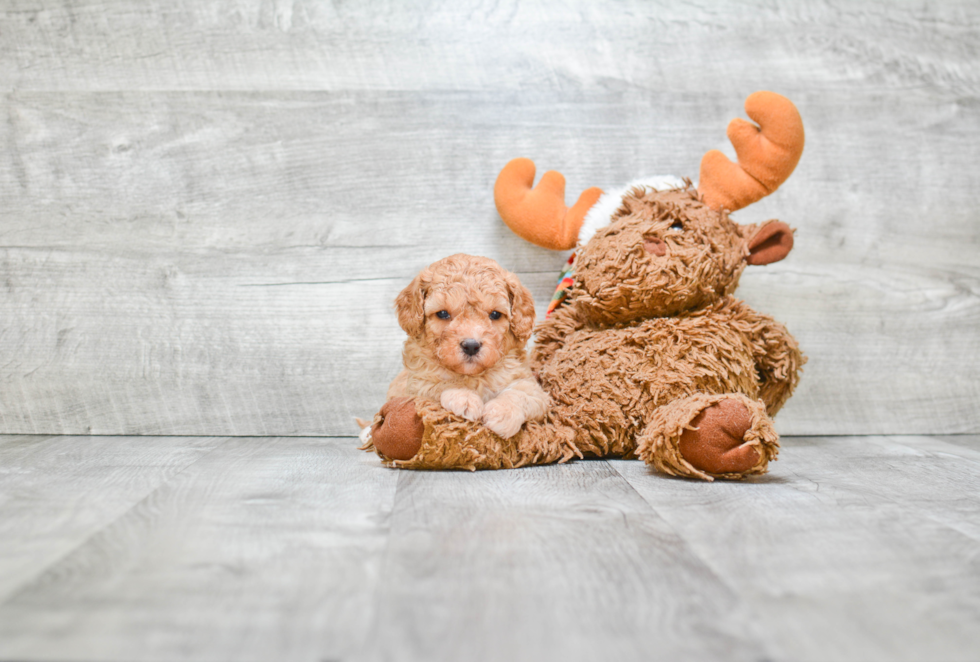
[366, 91, 806, 481]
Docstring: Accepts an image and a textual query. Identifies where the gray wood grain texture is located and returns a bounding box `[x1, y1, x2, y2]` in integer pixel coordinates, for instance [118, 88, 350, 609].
[1, 1, 978, 95]
[0, 434, 399, 662]
[0, 432, 978, 661]
[364, 462, 765, 662]
[0, 434, 224, 603]
[611, 437, 980, 662]
[1, 0, 978, 436]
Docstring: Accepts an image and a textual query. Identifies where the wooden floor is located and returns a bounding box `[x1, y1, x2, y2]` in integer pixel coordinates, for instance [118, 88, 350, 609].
[1, 433, 978, 662]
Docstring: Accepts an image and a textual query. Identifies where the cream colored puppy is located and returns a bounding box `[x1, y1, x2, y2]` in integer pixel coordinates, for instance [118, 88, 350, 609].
[386, 253, 549, 438]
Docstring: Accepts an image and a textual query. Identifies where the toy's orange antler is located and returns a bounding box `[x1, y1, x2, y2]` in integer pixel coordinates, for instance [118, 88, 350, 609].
[494, 158, 604, 251]
[699, 91, 804, 212]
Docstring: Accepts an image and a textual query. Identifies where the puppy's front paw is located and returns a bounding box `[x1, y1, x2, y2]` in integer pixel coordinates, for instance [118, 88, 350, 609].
[482, 398, 525, 439]
[440, 389, 484, 422]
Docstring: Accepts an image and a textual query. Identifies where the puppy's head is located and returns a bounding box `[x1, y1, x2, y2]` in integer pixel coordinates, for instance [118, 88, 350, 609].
[395, 254, 535, 376]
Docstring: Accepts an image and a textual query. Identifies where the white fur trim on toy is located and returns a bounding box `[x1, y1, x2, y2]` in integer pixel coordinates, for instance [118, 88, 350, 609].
[577, 175, 688, 247]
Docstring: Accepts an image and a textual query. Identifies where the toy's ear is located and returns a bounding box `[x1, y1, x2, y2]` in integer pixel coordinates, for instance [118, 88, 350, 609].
[503, 271, 536, 344]
[394, 272, 427, 337]
[745, 220, 794, 265]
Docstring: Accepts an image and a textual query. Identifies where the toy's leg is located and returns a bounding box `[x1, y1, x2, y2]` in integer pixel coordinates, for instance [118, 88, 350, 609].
[366, 397, 575, 470]
[635, 393, 779, 481]
[360, 397, 424, 460]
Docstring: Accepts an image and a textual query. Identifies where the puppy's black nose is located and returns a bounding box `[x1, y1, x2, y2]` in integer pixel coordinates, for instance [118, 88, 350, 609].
[460, 339, 482, 356]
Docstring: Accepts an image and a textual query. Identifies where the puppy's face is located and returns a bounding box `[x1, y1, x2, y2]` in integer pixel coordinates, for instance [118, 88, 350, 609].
[395, 255, 535, 376]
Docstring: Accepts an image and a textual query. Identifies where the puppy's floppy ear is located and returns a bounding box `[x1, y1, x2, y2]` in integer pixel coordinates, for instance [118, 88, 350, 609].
[395, 272, 427, 337]
[503, 271, 536, 344]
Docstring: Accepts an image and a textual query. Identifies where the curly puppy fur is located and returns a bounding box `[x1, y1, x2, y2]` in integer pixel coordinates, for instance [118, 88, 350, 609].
[374, 186, 804, 479]
[384, 254, 549, 440]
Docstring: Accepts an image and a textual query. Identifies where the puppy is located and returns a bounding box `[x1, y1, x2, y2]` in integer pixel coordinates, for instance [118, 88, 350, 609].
[371, 253, 549, 440]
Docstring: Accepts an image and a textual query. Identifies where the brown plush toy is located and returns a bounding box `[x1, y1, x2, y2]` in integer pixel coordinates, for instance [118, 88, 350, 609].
[368, 91, 806, 481]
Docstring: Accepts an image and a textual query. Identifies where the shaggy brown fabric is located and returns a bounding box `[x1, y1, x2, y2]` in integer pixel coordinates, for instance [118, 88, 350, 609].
[572, 188, 747, 325]
[368, 185, 805, 481]
[385, 398, 573, 471]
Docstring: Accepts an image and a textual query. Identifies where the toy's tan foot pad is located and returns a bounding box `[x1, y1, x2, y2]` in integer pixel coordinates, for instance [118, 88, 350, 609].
[678, 398, 760, 475]
[371, 397, 424, 461]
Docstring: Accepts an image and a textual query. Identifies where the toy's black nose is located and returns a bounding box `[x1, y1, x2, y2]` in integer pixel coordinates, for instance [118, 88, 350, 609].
[460, 339, 482, 356]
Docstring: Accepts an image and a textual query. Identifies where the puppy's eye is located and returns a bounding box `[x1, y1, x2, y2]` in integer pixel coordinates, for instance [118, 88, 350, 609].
[436, 310, 451, 320]
[489, 310, 502, 321]
[670, 220, 684, 231]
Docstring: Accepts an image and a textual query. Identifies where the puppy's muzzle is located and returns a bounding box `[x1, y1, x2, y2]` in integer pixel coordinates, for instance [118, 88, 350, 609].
[460, 339, 482, 357]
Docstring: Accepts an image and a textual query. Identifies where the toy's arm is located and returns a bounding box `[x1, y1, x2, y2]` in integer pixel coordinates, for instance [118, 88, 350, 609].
[728, 300, 805, 416]
[530, 301, 588, 373]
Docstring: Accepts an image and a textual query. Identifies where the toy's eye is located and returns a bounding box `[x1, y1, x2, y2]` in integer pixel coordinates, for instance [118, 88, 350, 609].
[670, 220, 684, 231]
[436, 310, 451, 320]
[489, 310, 502, 321]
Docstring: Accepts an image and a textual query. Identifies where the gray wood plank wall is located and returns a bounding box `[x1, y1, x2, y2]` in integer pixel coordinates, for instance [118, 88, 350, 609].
[1, 0, 978, 436]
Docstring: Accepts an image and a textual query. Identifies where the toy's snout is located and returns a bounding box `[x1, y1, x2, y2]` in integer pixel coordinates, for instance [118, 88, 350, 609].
[644, 236, 667, 257]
